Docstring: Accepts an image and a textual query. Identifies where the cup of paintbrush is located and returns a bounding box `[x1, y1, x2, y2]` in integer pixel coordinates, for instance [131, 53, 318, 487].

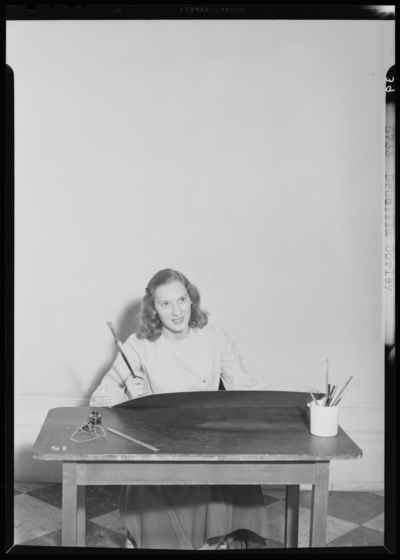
[309, 397, 340, 436]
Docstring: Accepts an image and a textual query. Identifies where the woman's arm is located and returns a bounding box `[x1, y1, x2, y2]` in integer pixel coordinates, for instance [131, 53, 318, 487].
[89, 371, 131, 407]
[216, 326, 276, 391]
[90, 336, 147, 407]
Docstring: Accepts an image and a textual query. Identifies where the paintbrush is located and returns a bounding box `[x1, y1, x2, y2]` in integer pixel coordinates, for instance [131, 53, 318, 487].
[333, 386, 351, 407]
[325, 359, 329, 405]
[326, 385, 336, 405]
[326, 385, 337, 406]
[107, 322, 137, 378]
[331, 376, 353, 407]
[310, 391, 320, 406]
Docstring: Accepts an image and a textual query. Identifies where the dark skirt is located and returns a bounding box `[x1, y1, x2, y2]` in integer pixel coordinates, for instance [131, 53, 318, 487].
[120, 484, 269, 550]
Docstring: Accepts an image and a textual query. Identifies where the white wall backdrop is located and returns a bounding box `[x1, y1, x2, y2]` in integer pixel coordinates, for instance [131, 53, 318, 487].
[8, 20, 394, 484]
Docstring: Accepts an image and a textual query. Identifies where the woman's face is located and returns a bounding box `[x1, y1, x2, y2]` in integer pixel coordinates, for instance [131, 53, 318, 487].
[153, 281, 192, 338]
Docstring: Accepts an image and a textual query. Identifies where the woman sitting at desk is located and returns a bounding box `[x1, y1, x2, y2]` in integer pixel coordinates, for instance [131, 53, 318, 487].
[91, 269, 278, 550]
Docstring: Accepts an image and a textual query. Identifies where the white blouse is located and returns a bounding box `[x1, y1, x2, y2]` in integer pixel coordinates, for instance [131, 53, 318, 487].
[90, 323, 275, 408]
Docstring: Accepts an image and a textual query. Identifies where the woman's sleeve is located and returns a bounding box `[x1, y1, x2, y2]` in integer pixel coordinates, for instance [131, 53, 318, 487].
[217, 327, 276, 391]
[89, 336, 143, 408]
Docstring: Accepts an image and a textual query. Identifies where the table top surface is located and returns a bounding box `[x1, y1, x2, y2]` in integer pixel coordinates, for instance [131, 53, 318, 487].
[32, 391, 362, 462]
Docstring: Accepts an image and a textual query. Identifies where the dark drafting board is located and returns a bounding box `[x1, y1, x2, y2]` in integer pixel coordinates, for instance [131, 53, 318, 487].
[114, 389, 324, 409]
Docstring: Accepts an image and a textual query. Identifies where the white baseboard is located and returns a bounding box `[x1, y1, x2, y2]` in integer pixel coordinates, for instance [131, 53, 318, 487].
[14, 397, 384, 488]
[264, 482, 384, 492]
[330, 482, 384, 492]
[300, 482, 384, 492]
[14, 471, 63, 484]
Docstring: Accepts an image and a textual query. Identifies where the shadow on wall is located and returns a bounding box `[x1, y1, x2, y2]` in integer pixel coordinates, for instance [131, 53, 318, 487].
[118, 298, 143, 343]
[87, 298, 143, 398]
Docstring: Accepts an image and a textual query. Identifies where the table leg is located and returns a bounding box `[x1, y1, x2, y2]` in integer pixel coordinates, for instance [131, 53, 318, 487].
[62, 462, 84, 547]
[309, 462, 330, 548]
[284, 484, 299, 547]
[77, 485, 86, 546]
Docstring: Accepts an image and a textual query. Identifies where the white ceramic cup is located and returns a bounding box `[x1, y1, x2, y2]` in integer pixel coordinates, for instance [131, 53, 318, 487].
[308, 400, 339, 437]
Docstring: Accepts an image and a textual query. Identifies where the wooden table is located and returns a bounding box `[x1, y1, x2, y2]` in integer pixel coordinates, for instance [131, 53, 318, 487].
[31, 391, 362, 549]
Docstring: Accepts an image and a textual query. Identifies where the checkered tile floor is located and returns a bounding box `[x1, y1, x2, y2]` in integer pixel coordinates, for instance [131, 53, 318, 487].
[14, 483, 384, 548]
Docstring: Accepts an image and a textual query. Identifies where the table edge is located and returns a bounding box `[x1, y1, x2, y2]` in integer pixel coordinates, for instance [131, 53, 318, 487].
[32, 451, 363, 461]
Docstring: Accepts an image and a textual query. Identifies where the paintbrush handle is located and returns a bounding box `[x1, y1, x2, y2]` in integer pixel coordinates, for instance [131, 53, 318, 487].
[326, 359, 329, 403]
[106, 321, 118, 339]
[119, 349, 137, 378]
[333, 387, 350, 407]
[332, 376, 353, 406]
[107, 322, 136, 378]
[326, 385, 337, 406]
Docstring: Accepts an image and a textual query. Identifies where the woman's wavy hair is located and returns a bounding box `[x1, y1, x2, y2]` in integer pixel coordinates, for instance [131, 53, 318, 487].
[136, 269, 209, 341]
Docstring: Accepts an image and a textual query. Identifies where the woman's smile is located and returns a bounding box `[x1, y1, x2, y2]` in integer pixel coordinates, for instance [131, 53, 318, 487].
[153, 281, 192, 339]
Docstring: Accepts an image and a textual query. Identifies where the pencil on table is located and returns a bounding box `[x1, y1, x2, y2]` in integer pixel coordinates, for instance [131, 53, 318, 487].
[107, 428, 160, 452]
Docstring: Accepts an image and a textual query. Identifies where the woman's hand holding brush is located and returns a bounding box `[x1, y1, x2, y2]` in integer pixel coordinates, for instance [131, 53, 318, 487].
[125, 367, 150, 400]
